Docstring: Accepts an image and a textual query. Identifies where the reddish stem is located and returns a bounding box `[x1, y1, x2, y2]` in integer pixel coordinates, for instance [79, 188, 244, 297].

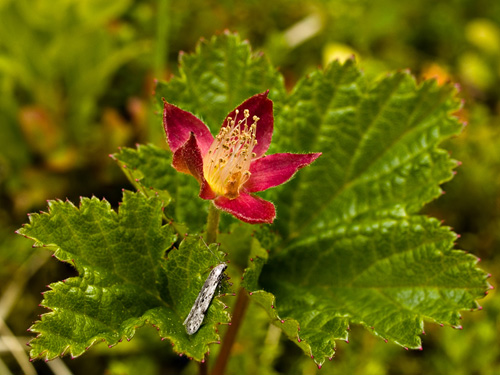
[199, 360, 208, 375]
[211, 288, 250, 375]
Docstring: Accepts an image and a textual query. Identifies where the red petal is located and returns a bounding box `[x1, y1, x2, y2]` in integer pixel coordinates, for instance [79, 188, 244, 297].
[222, 91, 273, 158]
[172, 132, 204, 178]
[214, 193, 276, 224]
[244, 153, 322, 192]
[172, 132, 216, 200]
[163, 101, 214, 155]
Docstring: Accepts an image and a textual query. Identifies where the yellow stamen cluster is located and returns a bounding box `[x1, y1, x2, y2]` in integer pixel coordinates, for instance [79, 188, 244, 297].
[203, 109, 259, 199]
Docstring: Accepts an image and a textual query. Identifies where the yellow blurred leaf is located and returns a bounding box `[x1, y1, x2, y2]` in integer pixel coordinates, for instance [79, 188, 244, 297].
[465, 19, 500, 54]
[458, 52, 494, 90]
[322, 43, 359, 67]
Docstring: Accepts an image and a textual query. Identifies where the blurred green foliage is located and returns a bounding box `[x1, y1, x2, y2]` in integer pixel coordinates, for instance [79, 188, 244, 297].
[1, 0, 499, 374]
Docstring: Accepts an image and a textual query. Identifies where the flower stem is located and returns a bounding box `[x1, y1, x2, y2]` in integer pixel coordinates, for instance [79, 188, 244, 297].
[205, 203, 251, 375]
[212, 289, 250, 375]
[206, 203, 220, 244]
[199, 361, 208, 375]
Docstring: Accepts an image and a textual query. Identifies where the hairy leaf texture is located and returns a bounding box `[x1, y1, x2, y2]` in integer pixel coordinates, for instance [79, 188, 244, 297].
[17, 192, 230, 360]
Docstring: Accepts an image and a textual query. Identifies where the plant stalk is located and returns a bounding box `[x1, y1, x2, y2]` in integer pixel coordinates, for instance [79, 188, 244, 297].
[200, 202, 220, 375]
[199, 360, 208, 375]
[212, 289, 250, 375]
[206, 203, 220, 244]
[204, 203, 250, 375]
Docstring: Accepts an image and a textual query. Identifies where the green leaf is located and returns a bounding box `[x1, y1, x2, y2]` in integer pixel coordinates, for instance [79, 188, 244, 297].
[255, 216, 488, 366]
[111, 144, 207, 233]
[242, 60, 489, 366]
[154, 32, 286, 132]
[271, 60, 462, 237]
[17, 191, 230, 361]
[238, 227, 336, 363]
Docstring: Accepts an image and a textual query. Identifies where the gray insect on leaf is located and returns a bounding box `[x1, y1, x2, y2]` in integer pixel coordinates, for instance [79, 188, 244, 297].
[183, 239, 227, 335]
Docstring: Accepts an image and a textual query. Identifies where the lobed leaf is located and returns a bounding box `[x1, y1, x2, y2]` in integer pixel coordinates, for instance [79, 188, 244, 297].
[254, 216, 488, 366]
[154, 31, 286, 133]
[17, 192, 230, 361]
[246, 60, 489, 365]
[270, 60, 463, 237]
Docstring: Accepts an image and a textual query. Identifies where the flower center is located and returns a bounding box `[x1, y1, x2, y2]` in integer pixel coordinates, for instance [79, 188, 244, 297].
[203, 109, 259, 199]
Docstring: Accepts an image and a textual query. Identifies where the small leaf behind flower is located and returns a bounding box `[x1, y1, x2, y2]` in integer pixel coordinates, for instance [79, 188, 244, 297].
[112, 144, 207, 233]
[155, 32, 286, 132]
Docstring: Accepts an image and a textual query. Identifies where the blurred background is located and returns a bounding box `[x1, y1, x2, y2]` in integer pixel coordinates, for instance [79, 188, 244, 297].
[0, 0, 499, 374]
